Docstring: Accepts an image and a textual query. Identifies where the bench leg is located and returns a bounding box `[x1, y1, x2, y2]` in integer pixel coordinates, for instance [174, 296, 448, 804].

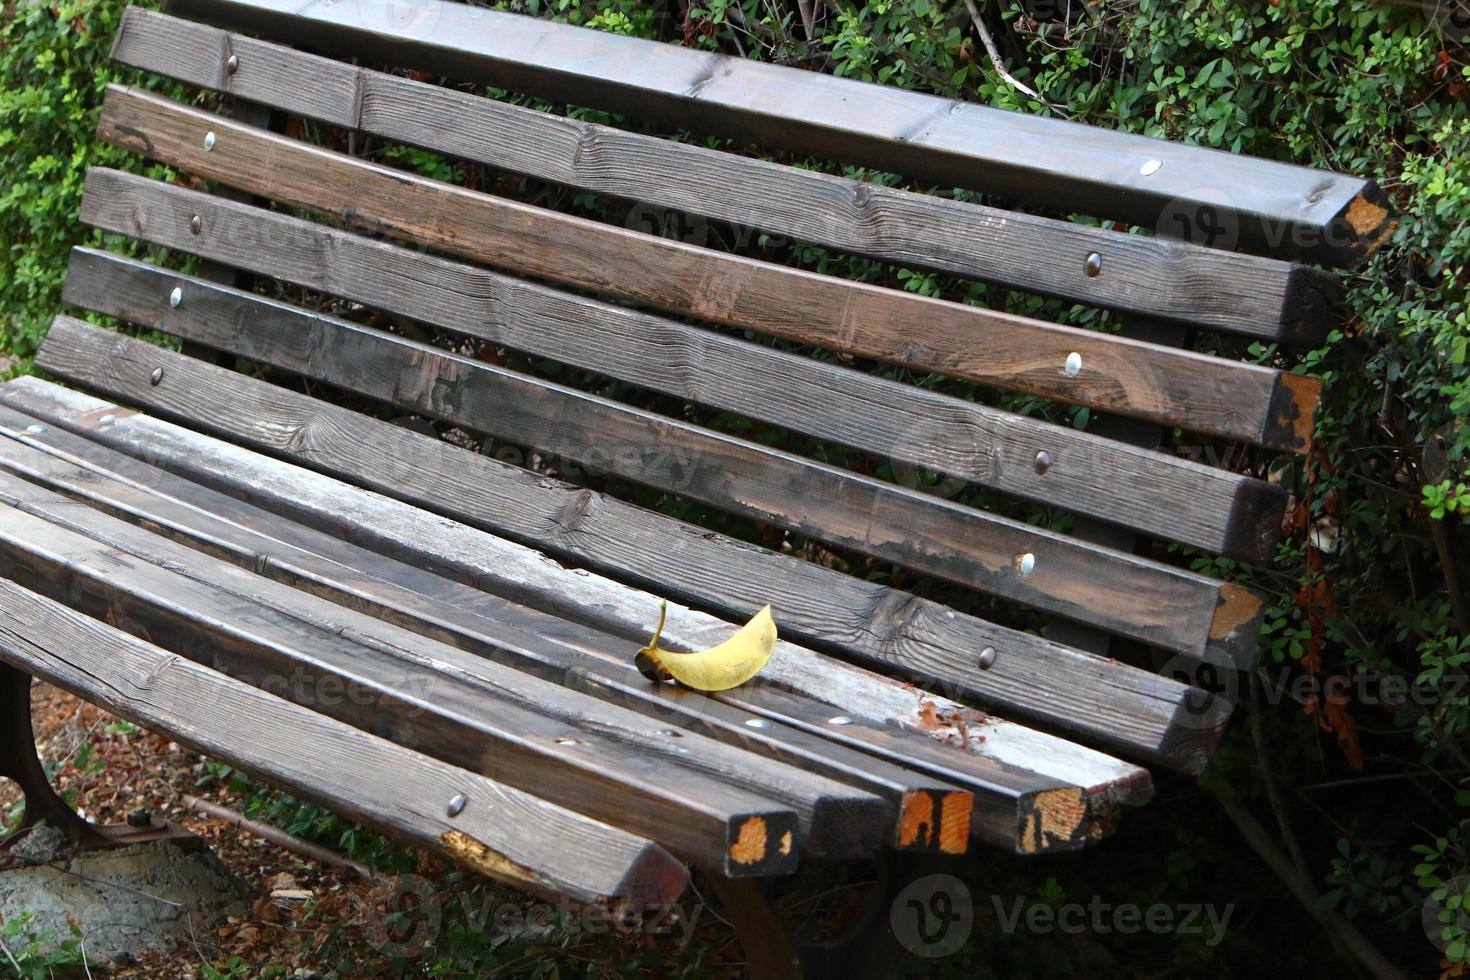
[0, 663, 184, 851]
[705, 851, 948, 980]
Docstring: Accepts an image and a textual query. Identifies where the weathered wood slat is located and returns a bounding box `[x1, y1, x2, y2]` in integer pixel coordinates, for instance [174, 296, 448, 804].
[63, 239, 1284, 559]
[3, 358, 1226, 779]
[0, 493, 850, 875]
[0, 385, 1162, 851]
[0, 579, 690, 908]
[164, 0, 1395, 268]
[0, 417, 982, 855]
[0, 378, 1175, 799]
[91, 88, 1322, 452]
[0, 475, 890, 864]
[110, 6, 1342, 343]
[41, 287, 1248, 661]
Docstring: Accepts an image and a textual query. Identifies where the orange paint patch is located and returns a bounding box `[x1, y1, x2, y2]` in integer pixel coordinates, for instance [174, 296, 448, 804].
[1275, 373, 1322, 452]
[939, 793, 973, 855]
[1210, 583, 1265, 642]
[897, 791, 935, 848]
[729, 816, 768, 865]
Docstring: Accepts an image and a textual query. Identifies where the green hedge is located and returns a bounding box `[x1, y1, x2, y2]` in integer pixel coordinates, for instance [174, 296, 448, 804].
[2, 0, 1467, 976]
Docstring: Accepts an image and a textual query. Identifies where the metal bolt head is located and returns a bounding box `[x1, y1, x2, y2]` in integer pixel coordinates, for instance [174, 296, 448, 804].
[24, 424, 45, 435]
[126, 808, 154, 828]
[1034, 450, 1052, 474]
[226, 54, 239, 75]
[98, 414, 117, 426]
[1063, 352, 1083, 377]
[203, 131, 217, 151]
[1084, 252, 1102, 277]
[190, 215, 202, 235]
[978, 647, 997, 670]
[1016, 552, 1036, 576]
[169, 286, 183, 308]
[744, 719, 770, 729]
[446, 794, 467, 817]
[1140, 159, 1162, 176]
[827, 715, 853, 726]
[149, 367, 164, 386]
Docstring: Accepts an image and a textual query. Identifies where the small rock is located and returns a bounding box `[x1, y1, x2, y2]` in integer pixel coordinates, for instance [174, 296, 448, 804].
[7, 823, 69, 862]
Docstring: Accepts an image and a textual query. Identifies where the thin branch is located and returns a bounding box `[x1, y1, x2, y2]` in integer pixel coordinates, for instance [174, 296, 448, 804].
[183, 795, 378, 881]
[961, 0, 1053, 106]
[1215, 792, 1411, 980]
[0, 933, 22, 975]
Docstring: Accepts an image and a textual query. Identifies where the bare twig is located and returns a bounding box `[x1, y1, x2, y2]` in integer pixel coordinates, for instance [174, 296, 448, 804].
[960, 0, 1052, 105]
[183, 795, 378, 881]
[0, 933, 22, 974]
[1215, 792, 1411, 980]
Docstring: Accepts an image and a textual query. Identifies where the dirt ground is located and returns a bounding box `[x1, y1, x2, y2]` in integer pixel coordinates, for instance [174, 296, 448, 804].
[0, 682, 405, 978]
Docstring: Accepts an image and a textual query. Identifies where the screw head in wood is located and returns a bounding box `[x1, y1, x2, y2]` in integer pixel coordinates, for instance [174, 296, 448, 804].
[190, 215, 202, 235]
[978, 646, 997, 670]
[1084, 252, 1102, 277]
[1016, 552, 1036, 575]
[1140, 159, 1162, 176]
[226, 54, 239, 74]
[203, 131, 217, 151]
[149, 367, 164, 386]
[1063, 352, 1083, 377]
[1034, 450, 1052, 474]
[24, 424, 45, 435]
[827, 715, 853, 726]
[446, 794, 467, 817]
[169, 286, 183, 308]
[744, 719, 770, 729]
[98, 414, 117, 426]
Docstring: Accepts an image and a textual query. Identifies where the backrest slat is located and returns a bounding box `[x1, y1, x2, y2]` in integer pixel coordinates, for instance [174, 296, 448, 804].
[21, 324, 1230, 774]
[96, 86, 1322, 454]
[167, 0, 1396, 268]
[74, 172, 1285, 560]
[111, 7, 1341, 343]
[55, 250, 1249, 663]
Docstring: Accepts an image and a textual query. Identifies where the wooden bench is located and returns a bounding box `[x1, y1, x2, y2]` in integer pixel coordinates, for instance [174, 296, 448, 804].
[0, 0, 1394, 974]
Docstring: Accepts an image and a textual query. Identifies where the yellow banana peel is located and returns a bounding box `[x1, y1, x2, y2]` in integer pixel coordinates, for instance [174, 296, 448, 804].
[635, 600, 778, 692]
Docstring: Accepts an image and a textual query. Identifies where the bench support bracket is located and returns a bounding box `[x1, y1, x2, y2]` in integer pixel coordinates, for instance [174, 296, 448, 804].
[0, 663, 183, 851]
[704, 851, 947, 980]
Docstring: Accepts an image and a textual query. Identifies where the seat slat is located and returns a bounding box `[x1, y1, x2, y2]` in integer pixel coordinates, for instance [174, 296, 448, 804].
[9, 342, 1230, 772]
[0, 401, 1131, 855]
[165, 0, 1394, 268]
[0, 581, 689, 907]
[38, 295, 1246, 662]
[93, 86, 1322, 453]
[0, 491, 860, 875]
[110, 6, 1341, 343]
[64, 227, 1284, 560]
[0, 416, 981, 856]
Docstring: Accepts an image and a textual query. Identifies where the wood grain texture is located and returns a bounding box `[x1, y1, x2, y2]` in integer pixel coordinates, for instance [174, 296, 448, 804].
[110, 6, 1342, 343]
[62, 239, 1283, 559]
[91, 88, 1322, 452]
[0, 409, 1114, 854]
[0, 491, 840, 875]
[0, 418, 985, 854]
[9, 344, 1229, 777]
[0, 579, 689, 907]
[41, 283, 1246, 661]
[163, 0, 1392, 267]
[0, 380, 1170, 802]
